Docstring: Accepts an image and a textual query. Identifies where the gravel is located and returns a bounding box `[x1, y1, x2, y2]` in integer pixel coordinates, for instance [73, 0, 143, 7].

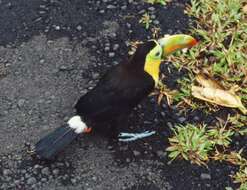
[200, 173, 212, 180]
[0, 0, 238, 189]
[27, 177, 37, 185]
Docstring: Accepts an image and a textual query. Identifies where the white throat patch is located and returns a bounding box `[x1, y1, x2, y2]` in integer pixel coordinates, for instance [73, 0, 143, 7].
[67, 116, 87, 134]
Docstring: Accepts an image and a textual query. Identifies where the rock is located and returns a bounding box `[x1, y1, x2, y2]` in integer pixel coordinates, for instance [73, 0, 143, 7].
[153, 20, 160, 25]
[121, 5, 127, 10]
[133, 150, 141, 156]
[41, 178, 47, 182]
[107, 145, 114, 150]
[200, 173, 211, 180]
[41, 167, 50, 175]
[17, 99, 25, 108]
[148, 7, 155, 11]
[113, 44, 119, 51]
[109, 52, 115, 57]
[27, 177, 37, 185]
[55, 25, 60, 30]
[156, 150, 167, 158]
[0, 63, 7, 74]
[178, 117, 186, 123]
[126, 23, 131, 28]
[76, 25, 82, 31]
[3, 169, 11, 176]
[59, 65, 68, 71]
[107, 5, 116, 9]
[104, 46, 110, 51]
[92, 73, 99, 79]
[71, 178, 77, 184]
[193, 116, 200, 121]
[52, 169, 59, 175]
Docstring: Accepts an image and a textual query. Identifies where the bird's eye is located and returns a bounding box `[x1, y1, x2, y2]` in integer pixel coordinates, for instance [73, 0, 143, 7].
[155, 51, 161, 57]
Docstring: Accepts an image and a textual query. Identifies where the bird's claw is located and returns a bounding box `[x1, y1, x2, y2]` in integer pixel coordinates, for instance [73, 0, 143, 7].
[118, 130, 156, 142]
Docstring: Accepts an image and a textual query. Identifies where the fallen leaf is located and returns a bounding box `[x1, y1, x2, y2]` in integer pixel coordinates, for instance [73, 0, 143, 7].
[195, 73, 223, 89]
[243, 4, 247, 13]
[192, 86, 247, 114]
[192, 73, 247, 114]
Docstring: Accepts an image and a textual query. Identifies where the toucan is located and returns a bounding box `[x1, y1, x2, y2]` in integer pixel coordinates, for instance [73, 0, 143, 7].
[34, 34, 197, 160]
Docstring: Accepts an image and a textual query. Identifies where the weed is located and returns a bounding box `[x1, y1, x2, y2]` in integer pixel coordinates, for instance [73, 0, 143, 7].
[139, 12, 152, 29]
[145, 0, 170, 5]
[156, 0, 247, 188]
[166, 124, 213, 166]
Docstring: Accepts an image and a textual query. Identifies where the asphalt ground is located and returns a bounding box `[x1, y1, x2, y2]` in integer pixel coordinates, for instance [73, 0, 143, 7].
[0, 0, 238, 189]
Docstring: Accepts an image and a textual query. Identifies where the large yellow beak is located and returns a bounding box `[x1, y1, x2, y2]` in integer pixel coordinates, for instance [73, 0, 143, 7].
[158, 34, 198, 57]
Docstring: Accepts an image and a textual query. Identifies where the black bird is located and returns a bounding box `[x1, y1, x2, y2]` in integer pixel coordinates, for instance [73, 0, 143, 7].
[34, 34, 197, 160]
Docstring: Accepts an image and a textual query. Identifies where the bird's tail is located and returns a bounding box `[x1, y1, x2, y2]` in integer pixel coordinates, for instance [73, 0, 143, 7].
[34, 116, 91, 160]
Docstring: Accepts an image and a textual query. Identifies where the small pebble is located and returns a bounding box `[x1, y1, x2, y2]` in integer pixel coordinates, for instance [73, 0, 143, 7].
[105, 46, 110, 51]
[148, 7, 155, 11]
[153, 20, 160, 25]
[76, 25, 82, 31]
[55, 26, 60, 30]
[40, 59, 45, 64]
[52, 169, 59, 175]
[17, 99, 25, 108]
[156, 150, 167, 158]
[3, 169, 11, 176]
[178, 117, 186, 123]
[107, 5, 116, 9]
[113, 44, 119, 51]
[200, 173, 211, 180]
[109, 52, 115, 57]
[41, 167, 50, 175]
[27, 177, 37, 185]
[133, 150, 141, 156]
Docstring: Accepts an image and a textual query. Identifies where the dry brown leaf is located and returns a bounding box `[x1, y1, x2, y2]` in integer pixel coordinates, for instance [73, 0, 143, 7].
[195, 73, 224, 89]
[192, 73, 247, 114]
[192, 86, 247, 114]
[243, 4, 247, 14]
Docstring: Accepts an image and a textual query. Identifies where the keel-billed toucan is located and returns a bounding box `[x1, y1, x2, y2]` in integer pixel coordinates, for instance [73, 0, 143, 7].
[34, 34, 197, 160]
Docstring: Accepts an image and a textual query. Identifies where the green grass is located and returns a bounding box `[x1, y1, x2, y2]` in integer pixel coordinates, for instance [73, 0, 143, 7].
[166, 124, 213, 166]
[171, 0, 247, 92]
[145, 0, 170, 5]
[139, 12, 152, 29]
[163, 0, 247, 189]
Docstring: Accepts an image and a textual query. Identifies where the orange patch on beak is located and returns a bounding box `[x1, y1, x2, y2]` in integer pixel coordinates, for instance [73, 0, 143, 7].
[188, 38, 198, 47]
[164, 38, 198, 54]
[164, 44, 182, 54]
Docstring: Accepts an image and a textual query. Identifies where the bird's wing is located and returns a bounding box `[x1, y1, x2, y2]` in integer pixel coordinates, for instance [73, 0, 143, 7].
[75, 64, 154, 120]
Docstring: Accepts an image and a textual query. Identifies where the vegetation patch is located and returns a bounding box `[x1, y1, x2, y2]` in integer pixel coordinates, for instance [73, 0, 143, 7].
[149, 0, 247, 189]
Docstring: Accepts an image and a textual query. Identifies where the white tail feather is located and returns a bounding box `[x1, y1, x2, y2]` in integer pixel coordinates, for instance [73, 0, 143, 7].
[67, 116, 87, 134]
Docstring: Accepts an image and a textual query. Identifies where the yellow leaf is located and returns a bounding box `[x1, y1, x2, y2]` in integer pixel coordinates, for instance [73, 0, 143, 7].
[191, 85, 247, 114]
[195, 73, 223, 89]
[243, 4, 247, 14]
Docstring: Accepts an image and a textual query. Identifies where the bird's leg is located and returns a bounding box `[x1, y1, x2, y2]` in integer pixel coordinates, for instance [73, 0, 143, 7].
[109, 115, 128, 140]
[118, 130, 156, 142]
[110, 115, 156, 142]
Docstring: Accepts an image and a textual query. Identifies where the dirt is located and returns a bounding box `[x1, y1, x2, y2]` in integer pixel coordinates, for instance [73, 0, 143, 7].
[0, 0, 240, 189]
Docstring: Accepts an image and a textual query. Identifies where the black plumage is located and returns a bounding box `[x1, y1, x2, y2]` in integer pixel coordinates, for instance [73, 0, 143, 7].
[76, 42, 156, 122]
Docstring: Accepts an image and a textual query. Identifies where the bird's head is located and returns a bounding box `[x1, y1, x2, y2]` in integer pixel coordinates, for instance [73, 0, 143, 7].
[134, 34, 197, 84]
